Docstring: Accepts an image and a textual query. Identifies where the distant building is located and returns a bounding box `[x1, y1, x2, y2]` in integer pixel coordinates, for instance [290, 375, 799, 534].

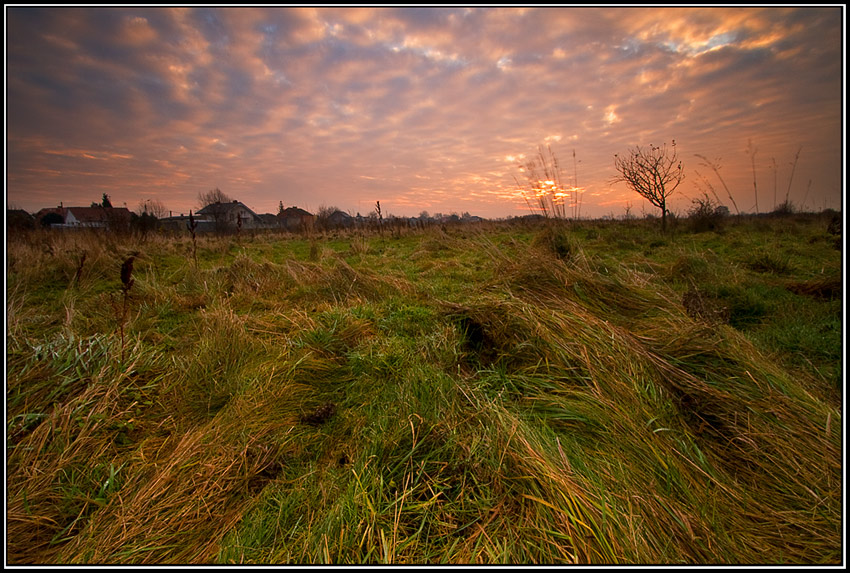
[35, 206, 67, 226]
[35, 205, 131, 230]
[277, 206, 315, 232]
[64, 206, 132, 228]
[254, 213, 279, 227]
[197, 200, 261, 230]
[158, 213, 216, 234]
[326, 210, 354, 229]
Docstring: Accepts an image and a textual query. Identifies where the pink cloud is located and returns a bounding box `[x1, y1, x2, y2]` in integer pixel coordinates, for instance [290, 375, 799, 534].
[5, 7, 843, 219]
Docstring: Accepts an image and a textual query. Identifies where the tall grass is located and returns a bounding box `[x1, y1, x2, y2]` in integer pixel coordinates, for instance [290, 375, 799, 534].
[5, 219, 842, 564]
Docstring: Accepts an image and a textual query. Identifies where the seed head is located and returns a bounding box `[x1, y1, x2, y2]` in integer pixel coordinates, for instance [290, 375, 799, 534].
[121, 254, 137, 290]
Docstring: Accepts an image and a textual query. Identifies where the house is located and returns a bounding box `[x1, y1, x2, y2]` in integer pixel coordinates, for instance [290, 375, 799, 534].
[256, 213, 280, 228]
[158, 213, 216, 234]
[35, 205, 131, 229]
[277, 206, 315, 232]
[35, 206, 67, 227]
[196, 200, 260, 230]
[325, 210, 354, 229]
[64, 206, 132, 229]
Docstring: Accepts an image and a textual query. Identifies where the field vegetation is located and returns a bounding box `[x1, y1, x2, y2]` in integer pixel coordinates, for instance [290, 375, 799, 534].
[5, 211, 843, 564]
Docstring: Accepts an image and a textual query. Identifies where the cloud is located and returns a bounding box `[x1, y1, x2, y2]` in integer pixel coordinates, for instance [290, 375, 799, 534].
[5, 7, 843, 218]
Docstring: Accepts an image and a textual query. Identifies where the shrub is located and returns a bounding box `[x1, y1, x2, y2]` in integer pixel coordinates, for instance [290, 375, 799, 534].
[687, 193, 726, 233]
[826, 211, 841, 236]
[772, 200, 796, 216]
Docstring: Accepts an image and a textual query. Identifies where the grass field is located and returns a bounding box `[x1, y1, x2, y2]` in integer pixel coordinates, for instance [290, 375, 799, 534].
[5, 212, 843, 565]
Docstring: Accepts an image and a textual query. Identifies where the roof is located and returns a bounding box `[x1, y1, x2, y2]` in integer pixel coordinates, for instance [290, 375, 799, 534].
[35, 207, 66, 219]
[278, 206, 314, 218]
[66, 206, 131, 223]
[197, 200, 257, 216]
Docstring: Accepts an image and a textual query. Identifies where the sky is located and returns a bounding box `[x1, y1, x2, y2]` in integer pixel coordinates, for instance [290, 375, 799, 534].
[5, 6, 845, 220]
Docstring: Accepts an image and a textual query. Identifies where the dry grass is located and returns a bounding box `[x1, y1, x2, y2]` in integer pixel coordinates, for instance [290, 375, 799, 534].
[5, 222, 842, 565]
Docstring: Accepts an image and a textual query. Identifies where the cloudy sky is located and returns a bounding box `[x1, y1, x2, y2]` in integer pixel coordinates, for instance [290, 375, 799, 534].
[5, 6, 844, 219]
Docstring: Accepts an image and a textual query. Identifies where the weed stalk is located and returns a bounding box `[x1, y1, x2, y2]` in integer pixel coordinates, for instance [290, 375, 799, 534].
[117, 253, 137, 363]
[188, 211, 199, 267]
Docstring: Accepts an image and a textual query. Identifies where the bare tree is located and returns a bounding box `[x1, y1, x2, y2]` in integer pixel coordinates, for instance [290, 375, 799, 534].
[137, 198, 168, 219]
[197, 187, 233, 233]
[197, 187, 232, 210]
[612, 141, 684, 232]
[315, 204, 339, 230]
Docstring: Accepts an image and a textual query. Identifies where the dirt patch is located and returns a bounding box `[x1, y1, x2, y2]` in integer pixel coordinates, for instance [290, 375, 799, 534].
[246, 460, 284, 495]
[682, 285, 730, 325]
[300, 401, 337, 426]
[786, 277, 841, 300]
[441, 302, 522, 368]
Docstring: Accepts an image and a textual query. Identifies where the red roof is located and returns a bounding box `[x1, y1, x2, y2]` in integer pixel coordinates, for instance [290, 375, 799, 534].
[35, 207, 66, 220]
[66, 206, 131, 223]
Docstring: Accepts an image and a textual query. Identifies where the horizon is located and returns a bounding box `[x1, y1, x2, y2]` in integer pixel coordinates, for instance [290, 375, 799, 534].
[5, 6, 845, 220]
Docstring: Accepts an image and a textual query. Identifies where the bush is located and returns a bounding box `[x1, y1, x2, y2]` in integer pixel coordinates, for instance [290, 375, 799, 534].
[772, 200, 796, 216]
[825, 211, 841, 236]
[687, 194, 726, 233]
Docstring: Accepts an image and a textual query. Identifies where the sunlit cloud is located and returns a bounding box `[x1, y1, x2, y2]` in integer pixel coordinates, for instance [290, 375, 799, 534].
[5, 6, 843, 219]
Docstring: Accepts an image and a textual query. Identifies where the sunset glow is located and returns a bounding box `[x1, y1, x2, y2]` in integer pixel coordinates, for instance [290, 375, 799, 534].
[5, 6, 844, 219]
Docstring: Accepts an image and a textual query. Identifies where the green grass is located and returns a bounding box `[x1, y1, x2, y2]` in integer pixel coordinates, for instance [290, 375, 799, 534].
[5, 213, 842, 564]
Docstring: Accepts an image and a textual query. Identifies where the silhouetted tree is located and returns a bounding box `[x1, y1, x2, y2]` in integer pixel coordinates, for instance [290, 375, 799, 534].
[197, 187, 233, 233]
[40, 212, 64, 227]
[7, 210, 35, 230]
[131, 211, 158, 239]
[197, 187, 232, 209]
[612, 140, 684, 232]
[138, 198, 168, 219]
